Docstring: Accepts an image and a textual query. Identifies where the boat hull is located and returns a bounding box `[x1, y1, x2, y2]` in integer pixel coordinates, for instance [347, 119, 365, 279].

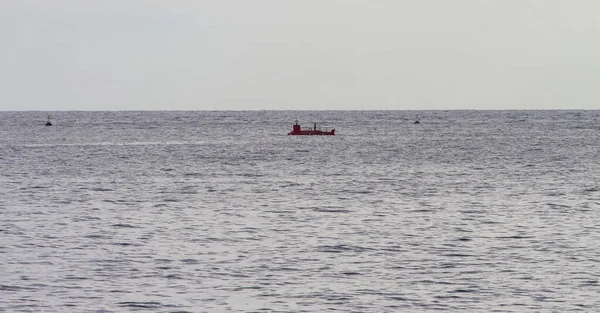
[287, 122, 335, 135]
[288, 130, 335, 136]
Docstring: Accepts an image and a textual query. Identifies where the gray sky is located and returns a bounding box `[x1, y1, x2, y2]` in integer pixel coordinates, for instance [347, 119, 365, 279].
[1, 0, 599, 111]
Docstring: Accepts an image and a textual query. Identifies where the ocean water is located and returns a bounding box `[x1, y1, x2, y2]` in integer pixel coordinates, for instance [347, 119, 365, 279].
[1, 110, 600, 313]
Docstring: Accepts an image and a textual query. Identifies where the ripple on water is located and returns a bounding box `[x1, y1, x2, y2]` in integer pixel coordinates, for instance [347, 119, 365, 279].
[316, 244, 371, 253]
[313, 207, 351, 213]
[116, 301, 164, 308]
[180, 259, 199, 264]
[0, 285, 36, 291]
[111, 223, 137, 228]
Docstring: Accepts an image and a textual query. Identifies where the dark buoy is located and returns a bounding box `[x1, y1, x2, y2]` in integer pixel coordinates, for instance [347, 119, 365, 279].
[45, 115, 52, 126]
[414, 114, 421, 124]
[414, 120, 420, 124]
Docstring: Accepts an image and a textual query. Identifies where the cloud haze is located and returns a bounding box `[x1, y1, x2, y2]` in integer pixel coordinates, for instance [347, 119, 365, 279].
[1, 0, 599, 110]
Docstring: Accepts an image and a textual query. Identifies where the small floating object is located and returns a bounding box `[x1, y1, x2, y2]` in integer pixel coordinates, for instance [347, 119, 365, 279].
[288, 120, 335, 135]
[414, 114, 421, 124]
[45, 115, 52, 126]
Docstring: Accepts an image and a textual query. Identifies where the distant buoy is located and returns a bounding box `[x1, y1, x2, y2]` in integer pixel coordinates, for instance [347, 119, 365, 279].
[45, 115, 52, 126]
[414, 120, 420, 124]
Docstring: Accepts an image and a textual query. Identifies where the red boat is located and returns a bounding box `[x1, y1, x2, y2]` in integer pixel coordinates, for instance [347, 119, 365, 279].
[288, 121, 335, 136]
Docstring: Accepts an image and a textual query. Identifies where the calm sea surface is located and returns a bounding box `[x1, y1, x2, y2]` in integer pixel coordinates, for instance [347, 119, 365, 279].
[1, 110, 600, 313]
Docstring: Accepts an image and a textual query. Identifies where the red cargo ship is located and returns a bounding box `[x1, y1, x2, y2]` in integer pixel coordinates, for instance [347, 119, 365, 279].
[288, 121, 335, 136]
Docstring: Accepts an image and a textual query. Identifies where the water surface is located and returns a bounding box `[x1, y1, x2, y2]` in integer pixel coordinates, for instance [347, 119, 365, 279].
[1, 110, 600, 312]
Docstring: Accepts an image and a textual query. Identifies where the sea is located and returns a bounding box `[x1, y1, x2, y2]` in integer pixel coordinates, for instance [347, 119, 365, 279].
[1, 110, 599, 313]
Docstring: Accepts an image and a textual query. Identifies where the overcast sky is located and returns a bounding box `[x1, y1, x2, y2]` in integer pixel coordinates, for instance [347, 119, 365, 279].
[1, 0, 599, 111]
